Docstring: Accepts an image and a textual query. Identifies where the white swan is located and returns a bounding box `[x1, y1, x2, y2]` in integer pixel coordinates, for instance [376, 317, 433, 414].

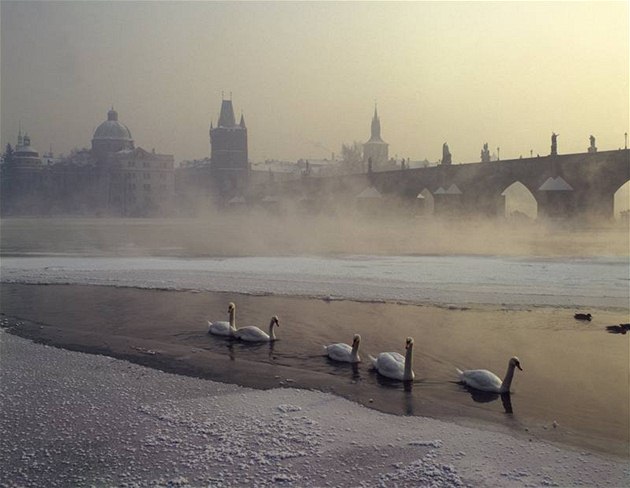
[457, 356, 522, 393]
[208, 302, 236, 337]
[370, 337, 415, 381]
[324, 334, 361, 363]
[234, 316, 279, 342]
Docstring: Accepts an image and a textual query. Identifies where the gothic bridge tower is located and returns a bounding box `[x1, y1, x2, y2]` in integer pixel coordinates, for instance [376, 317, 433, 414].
[209, 97, 249, 197]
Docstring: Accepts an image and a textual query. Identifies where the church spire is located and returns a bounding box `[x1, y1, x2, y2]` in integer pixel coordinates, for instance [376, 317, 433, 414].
[239, 112, 246, 129]
[369, 103, 383, 142]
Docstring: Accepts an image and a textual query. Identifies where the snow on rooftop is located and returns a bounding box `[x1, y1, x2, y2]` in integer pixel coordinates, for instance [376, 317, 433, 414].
[356, 186, 382, 199]
[539, 177, 574, 191]
[228, 196, 246, 205]
[446, 184, 462, 195]
[262, 195, 280, 203]
[433, 187, 446, 194]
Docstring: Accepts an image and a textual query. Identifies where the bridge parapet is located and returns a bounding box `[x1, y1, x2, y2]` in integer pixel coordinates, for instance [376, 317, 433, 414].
[264, 149, 629, 220]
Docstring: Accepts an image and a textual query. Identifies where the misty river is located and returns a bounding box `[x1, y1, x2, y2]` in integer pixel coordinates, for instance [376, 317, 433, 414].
[1, 217, 628, 457]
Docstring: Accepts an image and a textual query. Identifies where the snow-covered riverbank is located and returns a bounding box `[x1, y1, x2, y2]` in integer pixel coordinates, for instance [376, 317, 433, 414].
[1, 330, 627, 487]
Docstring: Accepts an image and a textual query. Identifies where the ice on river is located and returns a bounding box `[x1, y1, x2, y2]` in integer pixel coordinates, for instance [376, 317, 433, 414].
[0, 329, 627, 487]
[1, 255, 628, 308]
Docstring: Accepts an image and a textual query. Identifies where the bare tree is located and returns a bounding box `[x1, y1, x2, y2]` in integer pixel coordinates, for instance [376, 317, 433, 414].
[340, 141, 363, 173]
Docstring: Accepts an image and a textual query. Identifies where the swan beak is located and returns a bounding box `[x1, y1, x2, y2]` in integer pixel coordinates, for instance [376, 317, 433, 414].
[517, 364, 522, 371]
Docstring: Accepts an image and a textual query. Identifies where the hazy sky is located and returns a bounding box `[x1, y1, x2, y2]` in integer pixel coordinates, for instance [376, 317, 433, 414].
[1, 1, 628, 164]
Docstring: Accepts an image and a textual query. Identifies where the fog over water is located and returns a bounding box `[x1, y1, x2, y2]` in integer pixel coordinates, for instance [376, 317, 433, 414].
[2, 212, 628, 258]
[2, 211, 628, 310]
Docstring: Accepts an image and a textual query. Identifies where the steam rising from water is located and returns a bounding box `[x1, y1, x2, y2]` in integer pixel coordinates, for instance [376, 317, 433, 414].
[1, 209, 628, 258]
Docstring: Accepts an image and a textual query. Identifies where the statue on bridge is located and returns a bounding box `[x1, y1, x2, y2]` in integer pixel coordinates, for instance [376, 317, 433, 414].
[551, 132, 559, 156]
[480, 142, 491, 163]
[442, 142, 452, 165]
[588, 135, 597, 153]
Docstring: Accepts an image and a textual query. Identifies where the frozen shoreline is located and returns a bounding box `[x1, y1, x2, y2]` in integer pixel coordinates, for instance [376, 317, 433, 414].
[1, 330, 627, 487]
[2, 255, 628, 309]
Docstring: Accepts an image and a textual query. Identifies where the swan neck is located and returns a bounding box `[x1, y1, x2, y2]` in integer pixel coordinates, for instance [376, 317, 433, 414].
[404, 344, 414, 381]
[351, 341, 359, 361]
[500, 363, 516, 392]
[269, 320, 276, 340]
[229, 309, 236, 329]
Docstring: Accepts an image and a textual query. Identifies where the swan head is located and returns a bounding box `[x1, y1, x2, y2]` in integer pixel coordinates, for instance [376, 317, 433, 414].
[352, 334, 361, 346]
[228, 302, 236, 313]
[509, 357, 522, 371]
[271, 315, 280, 327]
[405, 337, 414, 349]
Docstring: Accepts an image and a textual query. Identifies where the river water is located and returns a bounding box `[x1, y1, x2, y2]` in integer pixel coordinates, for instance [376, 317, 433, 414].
[0, 218, 628, 456]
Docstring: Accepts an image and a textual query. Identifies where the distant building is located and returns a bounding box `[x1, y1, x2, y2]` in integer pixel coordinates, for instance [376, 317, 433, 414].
[91, 108, 135, 163]
[209, 98, 249, 197]
[106, 146, 175, 217]
[13, 130, 42, 168]
[91, 108, 176, 216]
[363, 106, 389, 170]
[174, 97, 252, 211]
[0, 130, 44, 214]
[1, 108, 175, 217]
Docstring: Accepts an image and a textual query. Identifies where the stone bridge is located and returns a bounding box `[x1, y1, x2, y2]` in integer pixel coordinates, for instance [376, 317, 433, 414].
[273, 149, 629, 220]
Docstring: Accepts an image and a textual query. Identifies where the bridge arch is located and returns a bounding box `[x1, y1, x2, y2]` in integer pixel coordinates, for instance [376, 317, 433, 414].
[419, 188, 434, 215]
[613, 180, 630, 221]
[500, 181, 538, 220]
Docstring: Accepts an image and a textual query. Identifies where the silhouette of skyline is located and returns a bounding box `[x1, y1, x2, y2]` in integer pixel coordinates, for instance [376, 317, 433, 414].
[1, 1, 628, 163]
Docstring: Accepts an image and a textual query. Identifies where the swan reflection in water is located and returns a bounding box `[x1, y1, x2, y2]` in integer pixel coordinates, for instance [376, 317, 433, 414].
[374, 372, 416, 390]
[459, 384, 514, 414]
[325, 357, 361, 381]
[404, 387, 414, 415]
[371, 376, 419, 415]
[225, 339, 278, 361]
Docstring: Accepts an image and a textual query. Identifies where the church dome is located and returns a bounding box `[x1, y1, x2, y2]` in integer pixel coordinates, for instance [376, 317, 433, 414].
[92, 108, 133, 142]
[15, 134, 39, 157]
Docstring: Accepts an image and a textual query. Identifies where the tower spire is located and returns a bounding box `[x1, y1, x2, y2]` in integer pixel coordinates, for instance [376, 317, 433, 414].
[369, 104, 382, 142]
[218, 98, 236, 127]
